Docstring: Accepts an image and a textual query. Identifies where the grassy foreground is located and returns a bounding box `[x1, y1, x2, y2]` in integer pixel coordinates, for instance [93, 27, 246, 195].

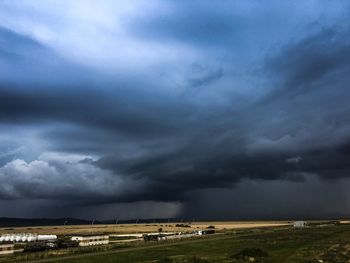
[41, 224, 350, 263]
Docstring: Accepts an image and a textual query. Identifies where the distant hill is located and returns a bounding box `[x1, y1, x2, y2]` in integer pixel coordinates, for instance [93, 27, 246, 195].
[0, 217, 95, 227]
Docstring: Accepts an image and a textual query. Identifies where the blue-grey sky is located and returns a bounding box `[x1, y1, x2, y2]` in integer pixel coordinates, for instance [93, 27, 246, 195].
[1, 0, 350, 220]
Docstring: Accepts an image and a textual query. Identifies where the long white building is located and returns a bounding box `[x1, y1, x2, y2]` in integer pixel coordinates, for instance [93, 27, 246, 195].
[0, 234, 57, 243]
[71, 235, 109, 247]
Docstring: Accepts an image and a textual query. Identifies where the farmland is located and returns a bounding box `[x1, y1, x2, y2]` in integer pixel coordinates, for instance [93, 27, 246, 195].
[0, 221, 289, 236]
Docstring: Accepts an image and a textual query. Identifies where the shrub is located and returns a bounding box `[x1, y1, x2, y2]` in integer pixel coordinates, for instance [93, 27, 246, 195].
[158, 256, 211, 263]
[24, 242, 48, 252]
[56, 237, 79, 248]
[231, 248, 268, 262]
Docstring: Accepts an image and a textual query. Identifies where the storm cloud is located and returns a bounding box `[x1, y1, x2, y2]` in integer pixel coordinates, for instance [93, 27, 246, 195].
[1, 0, 350, 219]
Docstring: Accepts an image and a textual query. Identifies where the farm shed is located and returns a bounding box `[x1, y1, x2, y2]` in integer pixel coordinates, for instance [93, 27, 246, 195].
[71, 235, 109, 246]
[0, 244, 14, 255]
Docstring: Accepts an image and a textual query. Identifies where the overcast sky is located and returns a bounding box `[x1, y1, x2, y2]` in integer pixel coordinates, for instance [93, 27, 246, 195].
[1, 0, 350, 220]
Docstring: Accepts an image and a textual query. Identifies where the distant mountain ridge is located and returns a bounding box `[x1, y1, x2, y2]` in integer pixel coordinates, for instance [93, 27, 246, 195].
[0, 217, 94, 227]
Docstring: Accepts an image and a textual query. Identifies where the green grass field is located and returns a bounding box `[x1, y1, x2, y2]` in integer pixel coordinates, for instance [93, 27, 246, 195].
[25, 224, 350, 263]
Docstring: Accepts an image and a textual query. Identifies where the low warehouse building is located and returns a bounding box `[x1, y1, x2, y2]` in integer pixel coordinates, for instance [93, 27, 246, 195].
[71, 235, 109, 246]
[293, 221, 306, 228]
[0, 244, 14, 255]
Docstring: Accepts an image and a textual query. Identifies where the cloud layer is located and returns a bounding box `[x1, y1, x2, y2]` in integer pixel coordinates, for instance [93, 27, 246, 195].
[1, 0, 350, 219]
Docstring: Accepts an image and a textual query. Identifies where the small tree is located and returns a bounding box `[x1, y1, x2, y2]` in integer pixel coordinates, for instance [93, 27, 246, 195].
[24, 242, 48, 252]
[158, 256, 211, 263]
[158, 227, 163, 233]
[231, 248, 268, 262]
[56, 237, 79, 248]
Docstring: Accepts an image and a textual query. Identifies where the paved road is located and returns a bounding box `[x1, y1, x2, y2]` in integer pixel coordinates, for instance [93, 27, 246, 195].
[26, 234, 231, 263]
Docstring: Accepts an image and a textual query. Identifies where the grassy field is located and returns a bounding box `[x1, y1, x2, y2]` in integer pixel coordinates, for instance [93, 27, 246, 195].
[46, 224, 350, 263]
[3, 223, 350, 263]
[2, 222, 350, 262]
[0, 221, 290, 236]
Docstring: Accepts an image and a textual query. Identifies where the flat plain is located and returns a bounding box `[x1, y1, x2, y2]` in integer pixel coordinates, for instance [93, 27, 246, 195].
[0, 221, 290, 235]
[2, 221, 350, 263]
[48, 224, 350, 263]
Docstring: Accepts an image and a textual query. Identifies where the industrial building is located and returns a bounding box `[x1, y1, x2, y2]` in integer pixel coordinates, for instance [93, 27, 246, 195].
[0, 244, 14, 255]
[71, 235, 109, 247]
[293, 221, 306, 228]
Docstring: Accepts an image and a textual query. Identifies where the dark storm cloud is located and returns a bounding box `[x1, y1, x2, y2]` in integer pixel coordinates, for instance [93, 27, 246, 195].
[92, 24, 350, 202]
[0, 27, 193, 138]
[0, 86, 189, 137]
[265, 28, 350, 100]
[2, 24, 350, 203]
[127, 1, 237, 48]
[180, 175, 350, 220]
[186, 66, 224, 88]
[1, 0, 350, 219]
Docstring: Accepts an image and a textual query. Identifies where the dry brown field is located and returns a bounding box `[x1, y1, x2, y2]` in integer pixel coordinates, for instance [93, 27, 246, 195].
[0, 221, 291, 236]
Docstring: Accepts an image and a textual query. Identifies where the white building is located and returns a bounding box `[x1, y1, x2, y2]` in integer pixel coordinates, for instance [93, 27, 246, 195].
[293, 221, 306, 228]
[0, 244, 14, 255]
[71, 235, 109, 247]
[0, 234, 57, 243]
[196, 230, 203, 235]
